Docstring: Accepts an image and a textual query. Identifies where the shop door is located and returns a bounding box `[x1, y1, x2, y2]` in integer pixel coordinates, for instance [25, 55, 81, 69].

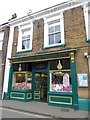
[34, 72, 47, 102]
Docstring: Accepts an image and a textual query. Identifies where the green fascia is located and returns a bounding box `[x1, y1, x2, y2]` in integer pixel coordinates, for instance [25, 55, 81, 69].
[78, 98, 90, 111]
[16, 49, 32, 54]
[43, 44, 65, 49]
[86, 39, 90, 43]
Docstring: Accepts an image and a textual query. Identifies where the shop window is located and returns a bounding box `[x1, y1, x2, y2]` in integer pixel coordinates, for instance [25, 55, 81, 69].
[50, 59, 72, 92]
[12, 72, 32, 90]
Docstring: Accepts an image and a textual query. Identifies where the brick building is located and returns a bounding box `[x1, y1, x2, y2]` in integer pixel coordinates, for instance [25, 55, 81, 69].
[2, 0, 90, 111]
[0, 23, 10, 98]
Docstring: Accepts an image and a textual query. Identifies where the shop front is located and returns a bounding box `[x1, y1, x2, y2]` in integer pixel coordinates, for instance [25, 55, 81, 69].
[6, 50, 78, 109]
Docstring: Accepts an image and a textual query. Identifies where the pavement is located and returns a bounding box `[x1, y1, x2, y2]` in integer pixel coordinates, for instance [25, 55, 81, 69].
[0, 99, 90, 119]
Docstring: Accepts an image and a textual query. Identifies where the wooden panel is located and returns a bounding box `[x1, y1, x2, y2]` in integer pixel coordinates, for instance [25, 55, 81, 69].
[49, 95, 72, 105]
[10, 92, 25, 99]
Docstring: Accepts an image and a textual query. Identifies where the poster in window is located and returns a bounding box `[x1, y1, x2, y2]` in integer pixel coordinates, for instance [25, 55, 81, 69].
[77, 74, 88, 87]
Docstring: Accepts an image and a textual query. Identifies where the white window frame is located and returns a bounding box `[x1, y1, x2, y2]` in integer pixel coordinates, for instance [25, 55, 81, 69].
[83, 4, 90, 41]
[17, 22, 33, 52]
[0, 31, 4, 50]
[44, 12, 64, 48]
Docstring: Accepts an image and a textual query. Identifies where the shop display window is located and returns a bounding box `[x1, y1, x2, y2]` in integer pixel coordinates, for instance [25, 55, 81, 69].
[12, 72, 32, 90]
[50, 71, 72, 92]
[50, 59, 72, 92]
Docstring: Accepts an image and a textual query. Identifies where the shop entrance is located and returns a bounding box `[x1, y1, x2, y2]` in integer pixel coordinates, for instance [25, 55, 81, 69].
[34, 72, 47, 102]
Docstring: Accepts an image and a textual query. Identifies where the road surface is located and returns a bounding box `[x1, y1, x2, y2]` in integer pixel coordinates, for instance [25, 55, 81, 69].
[1, 107, 50, 118]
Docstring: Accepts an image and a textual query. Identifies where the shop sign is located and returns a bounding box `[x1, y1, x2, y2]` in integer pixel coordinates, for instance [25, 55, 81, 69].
[11, 53, 69, 63]
[77, 74, 88, 87]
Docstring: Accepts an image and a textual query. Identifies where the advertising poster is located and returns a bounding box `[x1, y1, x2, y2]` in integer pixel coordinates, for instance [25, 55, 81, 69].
[77, 74, 88, 87]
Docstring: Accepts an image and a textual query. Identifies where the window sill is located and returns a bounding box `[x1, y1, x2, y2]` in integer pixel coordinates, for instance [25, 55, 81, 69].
[43, 43, 65, 49]
[16, 49, 32, 54]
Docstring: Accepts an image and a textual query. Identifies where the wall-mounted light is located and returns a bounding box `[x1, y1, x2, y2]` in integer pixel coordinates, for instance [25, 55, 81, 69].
[84, 52, 88, 57]
[13, 41, 17, 46]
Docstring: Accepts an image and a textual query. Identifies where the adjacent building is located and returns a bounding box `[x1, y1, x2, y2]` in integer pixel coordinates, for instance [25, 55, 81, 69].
[2, 0, 90, 111]
[0, 23, 10, 98]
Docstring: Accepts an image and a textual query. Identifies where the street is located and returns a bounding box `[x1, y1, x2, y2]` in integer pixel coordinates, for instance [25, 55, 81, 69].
[1, 107, 50, 118]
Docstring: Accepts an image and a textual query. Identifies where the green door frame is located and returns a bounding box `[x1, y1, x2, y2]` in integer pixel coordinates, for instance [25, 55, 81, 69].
[32, 69, 48, 101]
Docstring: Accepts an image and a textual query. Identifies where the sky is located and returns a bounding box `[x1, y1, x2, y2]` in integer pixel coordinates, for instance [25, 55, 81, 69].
[0, 0, 69, 25]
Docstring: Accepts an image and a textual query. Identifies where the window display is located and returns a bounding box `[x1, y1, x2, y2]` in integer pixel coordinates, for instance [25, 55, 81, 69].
[50, 71, 72, 92]
[50, 59, 72, 92]
[12, 72, 32, 90]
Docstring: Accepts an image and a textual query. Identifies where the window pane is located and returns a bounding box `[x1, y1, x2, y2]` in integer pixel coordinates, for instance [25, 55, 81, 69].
[22, 39, 30, 49]
[49, 34, 54, 45]
[50, 72, 72, 92]
[22, 29, 30, 50]
[55, 25, 60, 32]
[49, 26, 54, 33]
[22, 36, 26, 40]
[55, 33, 61, 43]
[26, 39, 30, 49]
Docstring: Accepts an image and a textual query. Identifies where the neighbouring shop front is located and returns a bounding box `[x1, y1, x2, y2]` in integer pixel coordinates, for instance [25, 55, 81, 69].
[4, 49, 79, 109]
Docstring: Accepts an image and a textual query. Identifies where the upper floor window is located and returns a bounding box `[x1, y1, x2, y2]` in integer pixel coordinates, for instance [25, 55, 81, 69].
[0, 31, 4, 50]
[22, 29, 30, 49]
[44, 12, 64, 48]
[17, 22, 33, 52]
[48, 19, 61, 45]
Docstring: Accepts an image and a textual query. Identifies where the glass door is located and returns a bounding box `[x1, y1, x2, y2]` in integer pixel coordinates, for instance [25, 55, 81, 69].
[34, 72, 47, 102]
